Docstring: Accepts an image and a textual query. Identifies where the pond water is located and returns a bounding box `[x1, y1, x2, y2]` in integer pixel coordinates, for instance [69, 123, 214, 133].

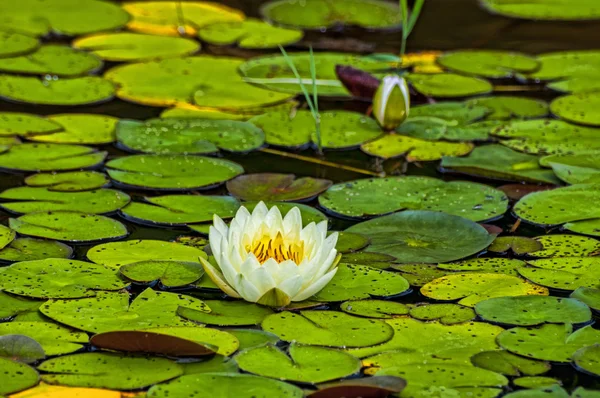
[0, 0, 600, 397]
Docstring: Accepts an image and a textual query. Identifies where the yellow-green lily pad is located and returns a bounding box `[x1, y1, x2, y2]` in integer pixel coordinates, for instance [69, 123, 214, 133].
[199, 18, 303, 49]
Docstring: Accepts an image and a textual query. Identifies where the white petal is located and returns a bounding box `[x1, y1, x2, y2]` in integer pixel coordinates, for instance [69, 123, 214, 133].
[292, 268, 338, 301]
[246, 266, 277, 295]
[238, 276, 263, 302]
[283, 207, 302, 235]
[208, 225, 224, 264]
[316, 220, 328, 238]
[264, 205, 284, 230]
[278, 274, 304, 298]
[251, 202, 269, 223]
[213, 214, 229, 236]
[240, 253, 261, 276]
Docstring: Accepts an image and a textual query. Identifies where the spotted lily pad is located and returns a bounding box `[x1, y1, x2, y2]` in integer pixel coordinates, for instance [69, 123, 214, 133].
[116, 118, 264, 155]
[437, 258, 526, 276]
[0, 258, 128, 299]
[531, 235, 600, 258]
[438, 50, 539, 78]
[227, 173, 331, 202]
[361, 134, 474, 161]
[40, 288, 210, 333]
[73, 32, 200, 62]
[340, 252, 394, 269]
[565, 219, 600, 237]
[572, 387, 600, 398]
[0, 321, 88, 355]
[0, 45, 101, 77]
[182, 355, 239, 375]
[106, 154, 244, 191]
[178, 300, 274, 326]
[524, 50, 600, 93]
[0, 357, 39, 395]
[0, 224, 15, 250]
[409, 303, 476, 325]
[261, 310, 394, 348]
[519, 257, 600, 290]
[0, 292, 43, 320]
[488, 236, 543, 255]
[573, 345, 600, 376]
[0, 112, 62, 137]
[540, 152, 600, 184]
[0, 335, 45, 363]
[9, 211, 128, 243]
[319, 176, 507, 221]
[409, 101, 490, 124]
[480, 0, 600, 21]
[571, 287, 600, 311]
[514, 377, 562, 389]
[27, 114, 118, 145]
[441, 144, 560, 184]
[199, 18, 303, 49]
[340, 300, 409, 319]
[346, 210, 495, 264]
[120, 260, 204, 287]
[407, 73, 493, 97]
[497, 323, 600, 362]
[551, 92, 600, 126]
[0, 32, 38, 58]
[471, 351, 551, 376]
[25, 171, 108, 192]
[466, 96, 548, 120]
[0, 143, 105, 172]
[333, 232, 370, 253]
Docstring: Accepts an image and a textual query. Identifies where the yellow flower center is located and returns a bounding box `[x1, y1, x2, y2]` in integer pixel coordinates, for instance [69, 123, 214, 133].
[247, 232, 304, 264]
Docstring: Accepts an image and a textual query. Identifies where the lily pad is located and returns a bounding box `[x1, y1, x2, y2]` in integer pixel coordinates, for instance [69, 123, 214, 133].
[340, 299, 409, 319]
[0, 292, 42, 320]
[471, 350, 551, 376]
[571, 287, 600, 311]
[178, 300, 273, 326]
[146, 372, 303, 398]
[409, 101, 490, 124]
[409, 303, 476, 325]
[309, 376, 407, 398]
[0, 75, 115, 106]
[28, 114, 118, 145]
[390, 263, 450, 286]
[334, 232, 370, 253]
[524, 50, 600, 93]
[116, 118, 264, 155]
[0, 357, 38, 395]
[73, 32, 200, 62]
[0, 187, 130, 214]
[441, 144, 560, 184]
[466, 96, 548, 120]
[0, 224, 15, 250]
[497, 323, 600, 362]
[573, 387, 600, 398]
[565, 219, 600, 237]
[319, 176, 508, 221]
[120, 195, 240, 227]
[227, 173, 331, 202]
[236, 343, 361, 383]
[87, 239, 208, 269]
[573, 345, 600, 376]
[105, 56, 293, 109]
[340, 252, 394, 269]
[519, 257, 600, 290]
[531, 235, 600, 258]
[120, 260, 204, 287]
[40, 288, 210, 333]
[25, 171, 108, 192]
[229, 329, 279, 351]
[0, 32, 38, 58]
[474, 296, 591, 326]
[437, 258, 526, 276]
[398, 119, 502, 142]
[438, 50, 539, 78]
[182, 355, 239, 375]
[0, 143, 105, 172]
[9, 211, 128, 243]
[488, 236, 543, 255]
[480, 0, 600, 21]
[0, 258, 128, 299]
[407, 73, 493, 97]
[106, 154, 244, 191]
[361, 134, 474, 161]
[346, 210, 495, 264]
[0, 335, 45, 363]
[551, 92, 600, 126]
[261, 0, 402, 30]
[0, 45, 101, 77]
[0, 321, 88, 356]
[0, 112, 62, 137]
[261, 310, 394, 348]
[514, 377, 561, 389]
[541, 152, 600, 184]
[504, 386, 569, 398]
[199, 18, 303, 49]
[39, 352, 182, 389]
[421, 273, 548, 307]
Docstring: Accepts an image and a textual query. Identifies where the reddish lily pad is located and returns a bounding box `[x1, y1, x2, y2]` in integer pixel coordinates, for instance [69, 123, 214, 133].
[226, 173, 332, 202]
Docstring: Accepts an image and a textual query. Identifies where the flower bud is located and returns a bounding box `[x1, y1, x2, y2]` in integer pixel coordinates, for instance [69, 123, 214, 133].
[373, 75, 410, 130]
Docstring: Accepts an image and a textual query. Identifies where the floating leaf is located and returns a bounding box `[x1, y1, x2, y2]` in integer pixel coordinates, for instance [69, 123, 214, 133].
[441, 144, 560, 184]
[10, 211, 128, 243]
[407, 73, 493, 97]
[466, 96, 548, 120]
[524, 50, 600, 93]
[0, 292, 42, 320]
[480, 0, 600, 20]
[106, 154, 244, 191]
[0, 224, 15, 250]
[0, 357, 38, 395]
[309, 376, 406, 398]
[0, 143, 105, 172]
[334, 232, 370, 254]
[398, 119, 502, 142]
[229, 329, 279, 351]
[409, 303, 476, 325]
[0, 112, 62, 137]
[27, 114, 118, 145]
[475, 296, 591, 326]
[438, 50, 539, 78]
[390, 264, 449, 286]
[571, 287, 600, 311]
[340, 299, 409, 319]
[24, 172, 107, 193]
[0, 258, 128, 299]
[227, 173, 331, 203]
[261, 310, 394, 348]
[0, 237, 72, 264]
[0, 335, 44, 365]
[572, 387, 600, 398]
[0, 322, 88, 356]
[361, 134, 473, 161]
[199, 18, 303, 49]
[74, 32, 200, 62]
[519, 257, 600, 290]
[182, 355, 239, 375]
[514, 377, 561, 389]
[540, 152, 600, 184]
[319, 176, 508, 221]
[409, 101, 490, 124]
[178, 300, 273, 326]
[120, 260, 204, 287]
[437, 258, 526, 276]
[128, 326, 238, 356]
[0, 45, 101, 77]
[421, 273, 548, 307]
[346, 210, 495, 264]
[340, 252, 393, 270]
[41, 288, 210, 333]
[551, 92, 600, 126]
[531, 235, 600, 258]
[471, 350, 551, 376]
[503, 385, 569, 398]
[565, 219, 600, 237]
[573, 345, 600, 376]
[0, 32, 38, 58]
[488, 236, 543, 255]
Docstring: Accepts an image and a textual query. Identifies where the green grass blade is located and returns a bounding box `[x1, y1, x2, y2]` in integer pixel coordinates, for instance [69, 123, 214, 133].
[278, 45, 317, 118]
[406, 0, 425, 36]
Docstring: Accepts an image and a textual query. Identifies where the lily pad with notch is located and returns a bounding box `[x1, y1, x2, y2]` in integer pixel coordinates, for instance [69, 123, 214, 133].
[407, 73, 493, 97]
[466, 96, 548, 120]
[0, 224, 15, 250]
[0, 32, 38, 58]
[551, 92, 600, 126]
[199, 18, 303, 49]
[0, 335, 45, 364]
[0, 143, 106, 172]
[573, 345, 600, 377]
[229, 329, 280, 351]
[0, 45, 101, 77]
[571, 287, 600, 312]
[409, 303, 476, 325]
[471, 350, 551, 376]
[523, 50, 600, 93]
[519, 257, 600, 291]
[28, 114, 118, 145]
[340, 299, 409, 319]
[540, 152, 600, 184]
[178, 300, 274, 326]
[120, 260, 204, 287]
[25, 171, 108, 192]
[0, 321, 88, 356]
[334, 231, 370, 253]
[361, 134, 474, 161]
[227, 173, 331, 202]
[0, 112, 62, 137]
[0, 292, 43, 320]
[437, 50, 539, 79]
[409, 101, 490, 125]
[0, 357, 39, 395]
[488, 236, 543, 255]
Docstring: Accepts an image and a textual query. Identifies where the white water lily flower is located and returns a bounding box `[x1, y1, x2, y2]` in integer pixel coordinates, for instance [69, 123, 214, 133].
[200, 202, 340, 307]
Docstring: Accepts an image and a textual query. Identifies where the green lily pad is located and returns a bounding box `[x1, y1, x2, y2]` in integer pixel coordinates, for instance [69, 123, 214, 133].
[135, 326, 238, 356]
[565, 219, 600, 237]
[120, 195, 240, 227]
[229, 329, 279, 351]
[0, 112, 62, 137]
[199, 18, 303, 49]
[39, 352, 182, 389]
[488, 236, 543, 255]
[0, 334, 45, 363]
[313, 264, 410, 301]
[504, 386, 570, 398]
[0, 238, 72, 263]
[0, 292, 43, 320]
[407, 73, 493, 97]
[531, 235, 600, 258]
[0, 187, 130, 214]
[466, 96, 548, 120]
[571, 287, 600, 311]
[573, 387, 600, 398]
[551, 92, 600, 126]
[0, 45, 101, 77]
[40, 288, 210, 333]
[409, 303, 476, 325]
[398, 119, 502, 142]
[474, 296, 591, 326]
[319, 176, 507, 221]
[497, 323, 600, 362]
[524, 51, 600, 93]
[0, 321, 88, 355]
[182, 355, 239, 375]
[340, 252, 394, 269]
[104, 56, 293, 109]
[178, 300, 273, 326]
[27, 114, 118, 145]
[340, 299, 409, 319]
[0, 357, 38, 395]
[0, 258, 128, 299]
[106, 154, 244, 191]
[471, 350, 551, 376]
[438, 50, 539, 79]
[0, 224, 15, 250]
[514, 377, 561, 389]
[519, 257, 600, 291]
[0, 75, 115, 106]
[441, 144, 560, 184]
[421, 273, 548, 307]
[0, 32, 38, 58]
[9, 211, 128, 243]
[146, 372, 303, 398]
[120, 260, 204, 287]
[541, 152, 600, 184]
[480, 0, 600, 20]
[261, 0, 402, 29]
[334, 232, 370, 253]
[116, 118, 264, 155]
[226, 173, 331, 202]
[73, 32, 200, 62]
[409, 101, 490, 124]
[261, 310, 394, 348]
[390, 263, 451, 286]
[87, 239, 208, 269]
[0, 0, 130, 37]
[236, 343, 361, 383]
[345, 210, 495, 264]
[24, 171, 108, 192]
[0, 143, 105, 172]
[573, 345, 600, 376]
[514, 184, 600, 226]
[437, 258, 526, 276]
[361, 134, 474, 161]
